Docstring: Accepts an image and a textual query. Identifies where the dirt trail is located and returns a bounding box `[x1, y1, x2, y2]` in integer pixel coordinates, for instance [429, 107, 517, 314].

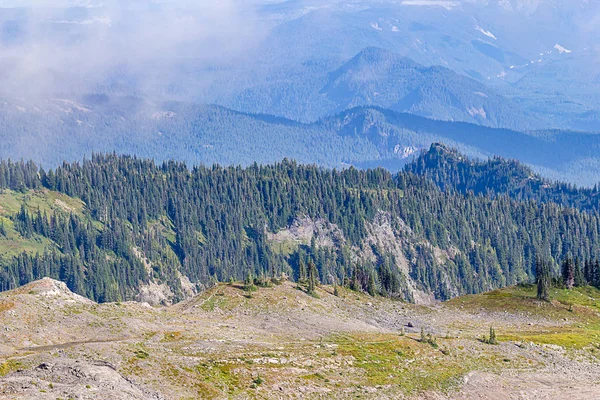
[19, 337, 138, 352]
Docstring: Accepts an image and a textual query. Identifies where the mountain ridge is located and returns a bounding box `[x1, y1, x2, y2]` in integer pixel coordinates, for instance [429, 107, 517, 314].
[319, 47, 543, 129]
[2, 96, 600, 185]
[406, 142, 600, 210]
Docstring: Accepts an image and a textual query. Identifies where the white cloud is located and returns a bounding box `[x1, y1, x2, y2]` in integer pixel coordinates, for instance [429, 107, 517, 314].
[0, 0, 264, 99]
[50, 16, 112, 26]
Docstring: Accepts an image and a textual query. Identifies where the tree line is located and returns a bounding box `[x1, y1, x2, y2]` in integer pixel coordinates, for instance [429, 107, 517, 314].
[1, 154, 600, 302]
[536, 256, 600, 301]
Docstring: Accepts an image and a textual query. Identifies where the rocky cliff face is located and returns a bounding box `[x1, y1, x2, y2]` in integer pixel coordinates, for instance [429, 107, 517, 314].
[267, 212, 460, 304]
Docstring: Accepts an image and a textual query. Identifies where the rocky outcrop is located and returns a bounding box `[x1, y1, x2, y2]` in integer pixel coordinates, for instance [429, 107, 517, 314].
[135, 282, 175, 307]
[132, 247, 198, 306]
[362, 212, 436, 304]
[14, 278, 94, 305]
[267, 216, 345, 248]
[268, 212, 444, 304]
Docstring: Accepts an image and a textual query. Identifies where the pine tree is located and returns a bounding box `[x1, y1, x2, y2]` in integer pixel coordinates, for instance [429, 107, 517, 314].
[298, 259, 307, 285]
[367, 272, 376, 297]
[488, 326, 498, 345]
[584, 259, 593, 285]
[350, 264, 359, 292]
[574, 258, 585, 287]
[307, 260, 318, 295]
[536, 256, 551, 302]
[562, 257, 575, 289]
[244, 271, 256, 293]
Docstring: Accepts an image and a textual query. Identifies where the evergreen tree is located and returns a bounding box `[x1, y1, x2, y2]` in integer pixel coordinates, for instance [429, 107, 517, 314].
[536, 256, 551, 302]
[367, 272, 377, 297]
[562, 258, 575, 289]
[584, 259, 593, 285]
[487, 326, 498, 345]
[298, 259, 307, 285]
[574, 258, 586, 287]
[307, 260, 318, 295]
[244, 271, 256, 293]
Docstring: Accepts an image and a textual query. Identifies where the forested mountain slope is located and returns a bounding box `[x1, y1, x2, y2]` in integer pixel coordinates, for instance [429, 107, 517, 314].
[1, 155, 600, 305]
[0, 99, 377, 170]
[407, 143, 600, 211]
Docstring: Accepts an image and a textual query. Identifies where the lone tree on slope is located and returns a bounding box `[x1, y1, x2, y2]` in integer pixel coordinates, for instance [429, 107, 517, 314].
[536, 256, 551, 302]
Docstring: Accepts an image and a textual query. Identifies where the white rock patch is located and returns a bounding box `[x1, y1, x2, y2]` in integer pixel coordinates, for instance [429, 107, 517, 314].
[467, 107, 487, 119]
[475, 25, 497, 40]
[554, 44, 572, 54]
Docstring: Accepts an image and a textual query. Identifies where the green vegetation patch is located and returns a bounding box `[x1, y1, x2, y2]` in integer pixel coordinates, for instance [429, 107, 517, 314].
[0, 360, 22, 376]
[332, 333, 471, 394]
[0, 224, 52, 257]
[0, 189, 84, 217]
[188, 362, 243, 399]
[448, 285, 600, 320]
[450, 285, 600, 349]
[0, 189, 85, 256]
[500, 324, 600, 349]
[200, 293, 230, 311]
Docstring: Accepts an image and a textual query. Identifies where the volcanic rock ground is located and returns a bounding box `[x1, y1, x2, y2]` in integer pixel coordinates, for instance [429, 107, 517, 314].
[0, 278, 599, 399]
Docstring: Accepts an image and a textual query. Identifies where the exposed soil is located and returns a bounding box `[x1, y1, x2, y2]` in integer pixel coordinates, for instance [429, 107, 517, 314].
[0, 278, 599, 399]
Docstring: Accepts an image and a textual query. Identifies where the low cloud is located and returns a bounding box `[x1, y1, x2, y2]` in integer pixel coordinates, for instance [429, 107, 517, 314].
[0, 0, 264, 100]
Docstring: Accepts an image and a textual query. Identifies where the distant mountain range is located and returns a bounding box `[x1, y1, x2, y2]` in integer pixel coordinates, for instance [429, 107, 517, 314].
[318, 47, 543, 129]
[1, 1, 600, 131]
[1, 95, 600, 186]
[220, 0, 600, 129]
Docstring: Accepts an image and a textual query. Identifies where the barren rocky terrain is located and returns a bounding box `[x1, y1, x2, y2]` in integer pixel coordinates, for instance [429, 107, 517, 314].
[0, 278, 599, 399]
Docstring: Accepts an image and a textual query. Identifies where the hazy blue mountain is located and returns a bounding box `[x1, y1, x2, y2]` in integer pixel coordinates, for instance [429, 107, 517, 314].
[0, 97, 379, 169]
[1, 1, 599, 131]
[321, 107, 600, 185]
[237, 0, 600, 128]
[1, 95, 599, 185]
[318, 47, 543, 129]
